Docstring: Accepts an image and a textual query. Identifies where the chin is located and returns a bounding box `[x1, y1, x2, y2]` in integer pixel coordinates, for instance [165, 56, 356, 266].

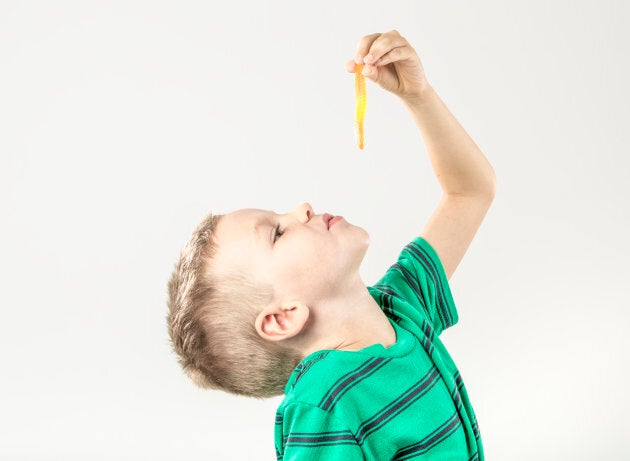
[358, 227, 370, 247]
[355, 229, 371, 259]
[342, 225, 370, 259]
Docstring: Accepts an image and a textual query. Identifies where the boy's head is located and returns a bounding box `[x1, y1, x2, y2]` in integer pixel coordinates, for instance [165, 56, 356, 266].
[167, 203, 370, 397]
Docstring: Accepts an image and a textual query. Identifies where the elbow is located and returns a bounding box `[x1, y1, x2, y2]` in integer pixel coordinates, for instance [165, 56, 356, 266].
[477, 164, 497, 201]
[450, 169, 497, 201]
[485, 167, 497, 200]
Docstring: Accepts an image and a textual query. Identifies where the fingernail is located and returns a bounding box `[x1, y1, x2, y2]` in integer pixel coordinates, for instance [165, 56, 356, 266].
[364, 54, 373, 63]
[362, 66, 370, 75]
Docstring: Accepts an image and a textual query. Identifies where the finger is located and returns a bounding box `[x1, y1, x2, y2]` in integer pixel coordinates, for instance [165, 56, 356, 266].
[361, 64, 377, 79]
[345, 59, 357, 73]
[354, 33, 381, 64]
[372, 45, 415, 67]
[363, 30, 408, 64]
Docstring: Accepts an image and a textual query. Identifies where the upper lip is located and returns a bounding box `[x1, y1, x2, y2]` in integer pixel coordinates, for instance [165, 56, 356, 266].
[322, 213, 334, 229]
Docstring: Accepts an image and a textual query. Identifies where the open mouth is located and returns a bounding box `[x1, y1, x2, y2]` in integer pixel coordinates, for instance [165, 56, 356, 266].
[323, 213, 343, 229]
[323, 213, 334, 229]
[328, 216, 343, 228]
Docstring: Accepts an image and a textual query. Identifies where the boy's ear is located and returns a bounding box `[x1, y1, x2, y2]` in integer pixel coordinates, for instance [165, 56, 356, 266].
[255, 302, 309, 342]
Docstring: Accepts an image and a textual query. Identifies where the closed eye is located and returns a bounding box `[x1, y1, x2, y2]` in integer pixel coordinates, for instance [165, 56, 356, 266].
[273, 224, 283, 243]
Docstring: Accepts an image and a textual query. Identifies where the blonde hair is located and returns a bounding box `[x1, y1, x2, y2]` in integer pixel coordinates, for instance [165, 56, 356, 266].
[166, 212, 302, 398]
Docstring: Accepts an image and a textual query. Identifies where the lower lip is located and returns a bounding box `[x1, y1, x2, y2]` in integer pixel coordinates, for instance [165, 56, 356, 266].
[328, 216, 344, 228]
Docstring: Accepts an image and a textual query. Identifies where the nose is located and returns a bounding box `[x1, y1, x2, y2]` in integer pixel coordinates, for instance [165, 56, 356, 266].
[292, 202, 313, 223]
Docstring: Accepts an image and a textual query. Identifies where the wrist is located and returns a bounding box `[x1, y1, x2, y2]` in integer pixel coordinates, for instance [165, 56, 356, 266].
[400, 81, 435, 107]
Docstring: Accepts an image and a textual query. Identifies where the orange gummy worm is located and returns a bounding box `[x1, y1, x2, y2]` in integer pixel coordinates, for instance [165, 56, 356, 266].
[354, 64, 367, 150]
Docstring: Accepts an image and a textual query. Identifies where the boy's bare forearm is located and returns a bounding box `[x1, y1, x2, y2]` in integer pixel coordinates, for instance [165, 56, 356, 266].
[402, 85, 496, 198]
[347, 32, 496, 279]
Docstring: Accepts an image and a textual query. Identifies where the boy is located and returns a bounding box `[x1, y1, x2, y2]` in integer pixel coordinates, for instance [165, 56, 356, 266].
[167, 30, 495, 460]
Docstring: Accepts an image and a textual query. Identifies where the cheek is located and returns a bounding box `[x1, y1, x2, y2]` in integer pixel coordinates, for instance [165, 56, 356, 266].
[274, 245, 331, 285]
[286, 247, 327, 277]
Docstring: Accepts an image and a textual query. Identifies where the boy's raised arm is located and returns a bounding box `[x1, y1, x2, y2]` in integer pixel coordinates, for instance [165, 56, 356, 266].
[347, 30, 496, 280]
[404, 86, 496, 280]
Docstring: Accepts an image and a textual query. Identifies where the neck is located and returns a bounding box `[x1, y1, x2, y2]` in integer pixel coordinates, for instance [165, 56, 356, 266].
[296, 278, 397, 358]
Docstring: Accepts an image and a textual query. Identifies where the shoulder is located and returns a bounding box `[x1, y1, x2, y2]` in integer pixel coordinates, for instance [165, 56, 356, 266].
[369, 236, 459, 335]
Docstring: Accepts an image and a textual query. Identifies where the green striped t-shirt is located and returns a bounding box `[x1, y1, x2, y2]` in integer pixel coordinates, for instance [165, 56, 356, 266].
[274, 236, 484, 460]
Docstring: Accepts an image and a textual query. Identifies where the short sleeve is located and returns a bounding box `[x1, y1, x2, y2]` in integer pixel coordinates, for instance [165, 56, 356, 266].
[371, 236, 458, 336]
[275, 402, 364, 461]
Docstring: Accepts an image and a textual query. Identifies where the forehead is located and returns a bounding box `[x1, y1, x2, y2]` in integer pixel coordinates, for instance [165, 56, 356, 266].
[211, 208, 272, 278]
[215, 208, 268, 244]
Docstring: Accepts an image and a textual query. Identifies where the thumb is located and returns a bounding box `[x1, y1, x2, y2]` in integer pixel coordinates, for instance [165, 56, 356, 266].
[344, 59, 357, 73]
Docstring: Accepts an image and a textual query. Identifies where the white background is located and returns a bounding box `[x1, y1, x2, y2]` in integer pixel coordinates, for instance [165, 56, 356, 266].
[1, 1, 629, 459]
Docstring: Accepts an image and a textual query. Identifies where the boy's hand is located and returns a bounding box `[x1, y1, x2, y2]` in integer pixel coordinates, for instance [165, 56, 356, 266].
[345, 30, 430, 103]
